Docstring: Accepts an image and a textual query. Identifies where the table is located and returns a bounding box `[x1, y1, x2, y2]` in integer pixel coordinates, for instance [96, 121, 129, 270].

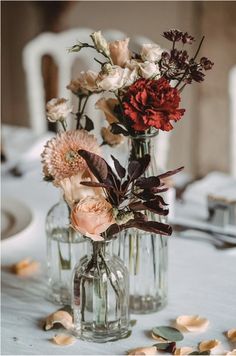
[1, 126, 236, 355]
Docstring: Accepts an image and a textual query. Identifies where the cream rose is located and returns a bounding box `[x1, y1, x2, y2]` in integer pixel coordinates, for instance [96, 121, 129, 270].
[97, 66, 137, 91]
[141, 43, 163, 62]
[95, 98, 119, 124]
[77, 70, 99, 93]
[109, 38, 131, 67]
[91, 31, 110, 57]
[46, 98, 72, 122]
[59, 171, 100, 207]
[126, 59, 160, 79]
[71, 196, 115, 241]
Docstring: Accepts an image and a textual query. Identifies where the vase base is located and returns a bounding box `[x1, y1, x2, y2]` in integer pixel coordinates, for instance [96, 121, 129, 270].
[129, 294, 167, 314]
[46, 286, 71, 306]
[74, 326, 130, 343]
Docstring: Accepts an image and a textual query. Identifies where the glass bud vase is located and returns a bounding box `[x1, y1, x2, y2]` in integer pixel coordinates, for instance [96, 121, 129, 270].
[114, 131, 168, 314]
[46, 198, 86, 305]
[72, 240, 130, 343]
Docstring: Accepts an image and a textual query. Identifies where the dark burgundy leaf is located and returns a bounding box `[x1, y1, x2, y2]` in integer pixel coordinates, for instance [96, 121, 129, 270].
[128, 154, 150, 181]
[110, 123, 129, 136]
[80, 181, 113, 189]
[84, 115, 94, 131]
[142, 201, 169, 216]
[111, 155, 126, 179]
[152, 187, 169, 193]
[78, 150, 108, 182]
[135, 176, 161, 189]
[135, 190, 157, 200]
[134, 221, 172, 236]
[158, 166, 184, 179]
[129, 201, 146, 211]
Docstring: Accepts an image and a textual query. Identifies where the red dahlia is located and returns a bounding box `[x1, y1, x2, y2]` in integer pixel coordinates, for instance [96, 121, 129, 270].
[122, 78, 185, 132]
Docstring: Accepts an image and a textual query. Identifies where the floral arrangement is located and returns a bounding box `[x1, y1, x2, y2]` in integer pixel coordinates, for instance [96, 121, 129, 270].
[68, 29, 213, 139]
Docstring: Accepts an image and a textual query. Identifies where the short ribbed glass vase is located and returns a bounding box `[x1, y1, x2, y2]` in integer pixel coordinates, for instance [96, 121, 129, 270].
[46, 198, 86, 305]
[72, 240, 130, 343]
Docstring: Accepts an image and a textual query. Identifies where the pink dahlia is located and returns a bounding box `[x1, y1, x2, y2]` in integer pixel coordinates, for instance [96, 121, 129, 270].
[41, 130, 100, 185]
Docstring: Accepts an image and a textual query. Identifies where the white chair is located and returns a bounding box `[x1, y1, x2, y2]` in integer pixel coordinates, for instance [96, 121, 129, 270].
[22, 28, 170, 170]
[229, 65, 236, 178]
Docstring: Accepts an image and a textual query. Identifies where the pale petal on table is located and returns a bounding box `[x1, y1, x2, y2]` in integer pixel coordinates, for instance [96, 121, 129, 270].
[227, 329, 236, 342]
[45, 311, 73, 331]
[225, 349, 236, 355]
[13, 258, 40, 276]
[174, 346, 193, 355]
[176, 315, 209, 332]
[128, 346, 157, 355]
[199, 339, 221, 352]
[52, 334, 77, 346]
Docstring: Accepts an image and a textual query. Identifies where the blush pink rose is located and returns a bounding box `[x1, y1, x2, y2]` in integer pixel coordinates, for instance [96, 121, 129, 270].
[109, 38, 131, 67]
[71, 196, 115, 241]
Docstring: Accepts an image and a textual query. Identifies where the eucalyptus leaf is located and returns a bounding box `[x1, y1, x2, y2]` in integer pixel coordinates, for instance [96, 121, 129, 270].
[189, 352, 210, 355]
[152, 326, 184, 342]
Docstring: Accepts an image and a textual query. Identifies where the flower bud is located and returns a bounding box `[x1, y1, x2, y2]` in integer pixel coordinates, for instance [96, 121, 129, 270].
[90, 31, 110, 57]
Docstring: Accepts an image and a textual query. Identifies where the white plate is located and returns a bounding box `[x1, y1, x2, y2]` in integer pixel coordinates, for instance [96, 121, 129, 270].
[1, 198, 33, 241]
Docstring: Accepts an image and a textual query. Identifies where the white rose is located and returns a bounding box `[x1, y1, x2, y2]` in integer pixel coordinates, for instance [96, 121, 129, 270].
[90, 31, 110, 57]
[46, 98, 72, 123]
[139, 61, 160, 79]
[126, 60, 160, 79]
[97, 66, 137, 91]
[141, 43, 163, 62]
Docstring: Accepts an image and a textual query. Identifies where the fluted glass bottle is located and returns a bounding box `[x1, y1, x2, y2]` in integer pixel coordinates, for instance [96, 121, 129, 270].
[46, 198, 86, 305]
[72, 240, 130, 342]
[113, 131, 168, 314]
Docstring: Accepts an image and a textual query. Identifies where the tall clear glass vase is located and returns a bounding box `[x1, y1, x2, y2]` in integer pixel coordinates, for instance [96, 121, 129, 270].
[113, 131, 168, 314]
[46, 198, 86, 305]
[72, 240, 130, 342]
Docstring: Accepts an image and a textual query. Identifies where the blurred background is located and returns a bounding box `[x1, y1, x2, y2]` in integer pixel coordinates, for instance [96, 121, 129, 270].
[2, 1, 236, 178]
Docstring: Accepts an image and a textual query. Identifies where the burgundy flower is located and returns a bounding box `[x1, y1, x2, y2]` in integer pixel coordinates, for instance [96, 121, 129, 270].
[163, 29, 183, 42]
[122, 78, 185, 132]
[200, 57, 214, 70]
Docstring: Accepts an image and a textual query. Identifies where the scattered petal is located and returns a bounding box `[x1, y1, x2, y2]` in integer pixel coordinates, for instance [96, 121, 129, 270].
[151, 332, 167, 342]
[199, 339, 221, 352]
[152, 326, 184, 342]
[52, 334, 76, 346]
[175, 347, 194, 355]
[13, 258, 40, 276]
[176, 315, 209, 332]
[225, 350, 236, 356]
[128, 346, 157, 355]
[45, 310, 73, 330]
[227, 329, 236, 342]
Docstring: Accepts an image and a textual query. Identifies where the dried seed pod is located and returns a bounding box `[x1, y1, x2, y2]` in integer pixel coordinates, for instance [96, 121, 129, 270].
[45, 310, 73, 331]
[199, 339, 221, 352]
[52, 334, 76, 346]
[13, 258, 40, 276]
[227, 329, 236, 342]
[176, 315, 209, 332]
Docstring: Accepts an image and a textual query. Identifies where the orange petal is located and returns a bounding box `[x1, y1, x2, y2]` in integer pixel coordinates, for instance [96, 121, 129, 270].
[52, 334, 76, 346]
[176, 315, 209, 332]
[227, 329, 236, 342]
[199, 339, 221, 352]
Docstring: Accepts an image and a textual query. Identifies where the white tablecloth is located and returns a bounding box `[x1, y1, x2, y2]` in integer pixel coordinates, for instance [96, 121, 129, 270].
[2, 173, 236, 355]
[1, 126, 236, 355]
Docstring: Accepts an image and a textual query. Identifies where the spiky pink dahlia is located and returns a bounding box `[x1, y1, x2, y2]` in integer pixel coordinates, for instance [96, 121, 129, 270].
[41, 130, 100, 185]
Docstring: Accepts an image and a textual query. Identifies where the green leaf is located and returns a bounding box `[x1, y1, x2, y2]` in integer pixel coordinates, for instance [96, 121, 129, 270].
[152, 326, 184, 342]
[130, 319, 137, 327]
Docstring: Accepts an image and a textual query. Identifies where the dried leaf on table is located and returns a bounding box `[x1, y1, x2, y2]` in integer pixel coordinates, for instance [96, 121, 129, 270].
[152, 326, 184, 342]
[174, 347, 194, 355]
